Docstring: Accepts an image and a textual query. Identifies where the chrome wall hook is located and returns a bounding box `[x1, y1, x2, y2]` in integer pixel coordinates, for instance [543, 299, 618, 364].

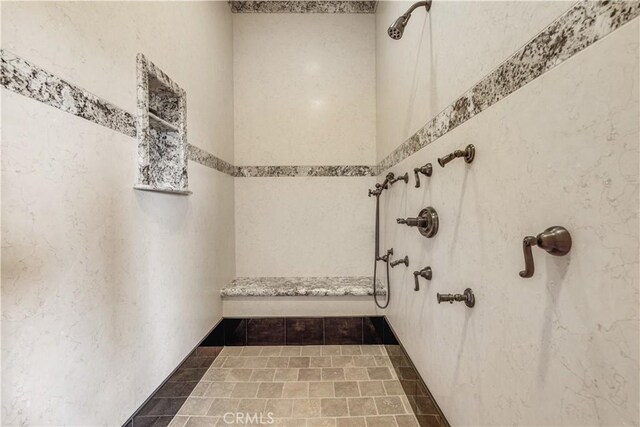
[390, 255, 409, 268]
[413, 163, 432, 188]
[438, 144, 475, 167]
[412, 266, 432, 291]
[437, 288, 475, 307]
[519, 226, 572, 278]
[397, 207, 439, 238]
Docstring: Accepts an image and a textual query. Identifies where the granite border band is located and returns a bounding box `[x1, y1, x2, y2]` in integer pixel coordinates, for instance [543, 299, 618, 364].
[228, 1, 378, 14]
[2, 1, 638, 178]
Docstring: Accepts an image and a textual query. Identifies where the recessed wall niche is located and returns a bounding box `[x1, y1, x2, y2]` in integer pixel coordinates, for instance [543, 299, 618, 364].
[134, 53, 190, 195]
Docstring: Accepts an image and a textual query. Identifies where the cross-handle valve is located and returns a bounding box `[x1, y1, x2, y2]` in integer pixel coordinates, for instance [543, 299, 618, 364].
[390, 255, 409, 268]
[368, 183, 383, 197]
[396, 207, 439, 238]
[438, 144, 475, 167]
[437, 288, 475, 307]
[519, 226, 572, 278]
[368, 172, 407, 197]
[413, 163, 432, 188]
[412, 266, 432, 291]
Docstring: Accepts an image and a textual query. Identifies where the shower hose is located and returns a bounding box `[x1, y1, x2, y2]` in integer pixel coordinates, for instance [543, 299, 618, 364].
[373, 193, 390, 309]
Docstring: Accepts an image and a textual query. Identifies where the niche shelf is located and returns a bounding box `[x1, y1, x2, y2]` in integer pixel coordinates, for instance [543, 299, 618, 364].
[134, 53, 191, 195]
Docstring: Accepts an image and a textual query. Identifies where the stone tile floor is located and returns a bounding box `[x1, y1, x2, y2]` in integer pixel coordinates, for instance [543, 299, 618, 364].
[167, 345, 420, 427]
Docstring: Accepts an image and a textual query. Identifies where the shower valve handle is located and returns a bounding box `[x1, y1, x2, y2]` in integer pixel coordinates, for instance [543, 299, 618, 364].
[412, 266, 432, 291]
[437, 288, 475, 307]
[519, 226, 572, 278]
[413, 163, 433, 188]
[396, 207, 439, 238]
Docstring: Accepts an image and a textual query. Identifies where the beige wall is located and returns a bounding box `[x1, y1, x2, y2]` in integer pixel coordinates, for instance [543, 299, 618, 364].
[234, 13, 376, 166]
[233, 13, 376, 279]
[375, 3, 639, 425]
[2, 2, 639, 426]
[235, 177, 374, 277]
[1, 2, 235, 425]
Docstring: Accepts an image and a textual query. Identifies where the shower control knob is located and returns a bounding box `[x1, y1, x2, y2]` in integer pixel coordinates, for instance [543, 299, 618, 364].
[414, 163, 433, 188]
[396, 207, 438, 238]
[412, 266, 432, 291]
[437, 288, 475, 308]
[519, 226, 571, 278]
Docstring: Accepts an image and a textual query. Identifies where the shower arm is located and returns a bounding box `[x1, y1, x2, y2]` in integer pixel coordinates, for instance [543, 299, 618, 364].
[402, 0, 431, 18]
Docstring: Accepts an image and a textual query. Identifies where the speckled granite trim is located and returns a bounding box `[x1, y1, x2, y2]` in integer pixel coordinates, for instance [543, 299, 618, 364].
[221, 277, 387, 297]
[187, 144, 237, 176]
[229, 1, 377, 13]
[235, 165, 376, 177]
[0, 49, 237, 178]
[135, 53, 189, 193]
[4, 1, 637, 180]
[376, 0, 640, 174]
[0, 49, 136, 137]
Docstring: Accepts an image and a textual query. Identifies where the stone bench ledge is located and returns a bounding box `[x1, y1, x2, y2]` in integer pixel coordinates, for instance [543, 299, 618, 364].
[221, 276, 386, 297]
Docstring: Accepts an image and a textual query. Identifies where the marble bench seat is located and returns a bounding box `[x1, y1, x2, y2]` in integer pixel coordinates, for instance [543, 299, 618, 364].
[221, 276, 385, 297]
[221, 277, 385, 317]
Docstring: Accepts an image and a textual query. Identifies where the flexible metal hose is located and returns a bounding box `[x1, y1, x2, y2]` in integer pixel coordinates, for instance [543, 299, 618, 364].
[373, 194, 390, 309]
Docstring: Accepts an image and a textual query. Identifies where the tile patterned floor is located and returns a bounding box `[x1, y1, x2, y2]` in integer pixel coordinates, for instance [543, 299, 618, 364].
[167, 345, 421, 427]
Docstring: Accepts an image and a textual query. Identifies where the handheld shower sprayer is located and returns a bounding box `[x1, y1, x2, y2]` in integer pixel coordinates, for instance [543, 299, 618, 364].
[387, 1, 432, 40]
[368, 171, 409, 309]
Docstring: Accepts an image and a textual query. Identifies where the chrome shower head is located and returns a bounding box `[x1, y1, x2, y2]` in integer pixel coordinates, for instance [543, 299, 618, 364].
[388, 15, 410, 40]
[387, 0, 432, 40]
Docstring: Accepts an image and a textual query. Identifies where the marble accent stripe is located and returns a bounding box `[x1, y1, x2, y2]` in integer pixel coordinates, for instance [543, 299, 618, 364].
[221, 276, 385, 297]
[376, 0, 640, 173]
[0, 49, 136, 137]
[2, 1, 638, 179]
[0, 49, 236, 176]
[229, 1, 377, 13]
[187, 144, 237, 176]
[235, 164, 376, 177]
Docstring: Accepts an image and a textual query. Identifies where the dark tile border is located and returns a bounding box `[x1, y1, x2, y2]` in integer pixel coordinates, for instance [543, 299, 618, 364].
[324, 317, 364, 345]
[286, 317, 324, 345]
[247, 317, 286, 345]
[124, 317, 447, 427]
[383, 320, 449, 427]
[122, 320, 224, 427]
[218, 316, 398, 346]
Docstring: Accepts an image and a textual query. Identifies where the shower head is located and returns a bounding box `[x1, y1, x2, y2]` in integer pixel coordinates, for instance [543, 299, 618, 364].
[387, 15, 410, 40]
[387, 0, 432, 40]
